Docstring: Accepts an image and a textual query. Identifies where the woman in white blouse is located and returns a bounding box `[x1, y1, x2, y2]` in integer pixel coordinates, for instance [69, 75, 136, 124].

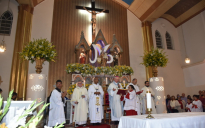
[170, 96, 180, 113]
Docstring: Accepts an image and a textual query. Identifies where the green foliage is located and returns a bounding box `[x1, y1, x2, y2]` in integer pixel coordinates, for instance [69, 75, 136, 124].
[19, 38, 57, 63]
[66, 63, 134, 77]
[0, 90, 13, 121]
[141, 48, 168, 67]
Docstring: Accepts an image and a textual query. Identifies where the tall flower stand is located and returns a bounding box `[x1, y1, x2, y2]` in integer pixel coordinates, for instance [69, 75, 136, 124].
[26, 74, 47, 110]
[149, 77, 167, 113]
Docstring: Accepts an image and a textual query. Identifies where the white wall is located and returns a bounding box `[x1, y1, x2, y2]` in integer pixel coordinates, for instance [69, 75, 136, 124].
[127, 10, 146, 89]
[28, 0, 54, 96]
[0, 0, 19, 99]
[178, 11, 205, 66]
[177, 10, 205, 96]
[152, 18, 187, 96]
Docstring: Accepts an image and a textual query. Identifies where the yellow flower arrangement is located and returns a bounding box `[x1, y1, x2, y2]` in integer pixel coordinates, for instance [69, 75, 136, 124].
[141, 48, 168, 67]
[66, 64, 134, 77]
[19, 38, 57, 63]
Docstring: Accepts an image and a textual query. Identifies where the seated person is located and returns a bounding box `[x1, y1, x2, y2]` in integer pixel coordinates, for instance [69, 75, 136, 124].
[192, 95, 203, 112]
[11, 92, 18, 101]
[185, 98, 192, 112]
[170, 96, 180, 113]
[177, 97, 186, 112]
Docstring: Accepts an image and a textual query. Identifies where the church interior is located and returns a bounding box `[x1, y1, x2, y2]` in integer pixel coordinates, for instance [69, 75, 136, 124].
[0, 0, 205, 127]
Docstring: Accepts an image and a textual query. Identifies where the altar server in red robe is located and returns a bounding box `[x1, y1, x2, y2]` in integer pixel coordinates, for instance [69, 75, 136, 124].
[192, 95, 203, 112]
[123, 85, 138, 116]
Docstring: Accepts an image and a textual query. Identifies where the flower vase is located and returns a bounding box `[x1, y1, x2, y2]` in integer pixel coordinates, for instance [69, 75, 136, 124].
[35, 59, 45, 74]
[152, 66, 158, 77]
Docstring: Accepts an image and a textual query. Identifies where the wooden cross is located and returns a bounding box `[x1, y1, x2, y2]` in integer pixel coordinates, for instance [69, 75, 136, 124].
[76, 0, 109, 41]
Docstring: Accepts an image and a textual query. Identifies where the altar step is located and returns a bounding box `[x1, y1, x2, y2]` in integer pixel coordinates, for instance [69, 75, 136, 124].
[65, 124, 117, 128]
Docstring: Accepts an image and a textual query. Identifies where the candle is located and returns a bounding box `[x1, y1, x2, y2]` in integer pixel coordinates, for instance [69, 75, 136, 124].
[106, 77, 108, 85]
[84, 80, 85, 87]
[146, 90, 152, 109]
[123, 80, 125, 87]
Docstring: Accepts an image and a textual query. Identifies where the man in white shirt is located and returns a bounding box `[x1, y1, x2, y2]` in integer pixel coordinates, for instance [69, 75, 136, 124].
[140, 81, 157, 114]
[107, 76, 123, 125]
[88, 77, 104, 125]
[71, 81, 88, 127]
[48, 80, 67, 127]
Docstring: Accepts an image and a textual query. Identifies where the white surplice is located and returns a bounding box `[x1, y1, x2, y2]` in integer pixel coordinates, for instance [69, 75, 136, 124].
[71, 86, 88, 125]
[192, 100, 203, 112]
[126, 83, 141, 115]
[48, 89, 65, 127]
[107, 82, 123, 121]
[88, 83, 104, 123]
[186, 103, 193, 112]
[140, 86, 157, 114]
[124, 90, 137, 111]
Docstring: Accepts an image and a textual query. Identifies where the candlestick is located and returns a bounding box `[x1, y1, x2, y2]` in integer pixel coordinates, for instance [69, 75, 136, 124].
[146, 108, 154, 119]
[146, 90, 152, 109]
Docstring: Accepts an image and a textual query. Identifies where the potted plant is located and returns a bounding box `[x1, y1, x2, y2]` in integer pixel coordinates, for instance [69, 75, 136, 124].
[141, 48, 168, 77]
[19, 39, 57, 74]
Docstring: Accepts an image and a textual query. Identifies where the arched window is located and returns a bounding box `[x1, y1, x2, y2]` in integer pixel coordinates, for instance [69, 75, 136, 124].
[166, 32, 173, 49]
[155, 30, 163, 49]
[0, 11, 13, 36]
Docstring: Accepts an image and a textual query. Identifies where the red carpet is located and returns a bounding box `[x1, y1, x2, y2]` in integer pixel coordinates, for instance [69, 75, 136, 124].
[77, 124, 110, 128]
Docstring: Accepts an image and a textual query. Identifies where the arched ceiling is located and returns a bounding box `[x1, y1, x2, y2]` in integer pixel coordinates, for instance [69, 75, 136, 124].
[16, 0, 205, 27]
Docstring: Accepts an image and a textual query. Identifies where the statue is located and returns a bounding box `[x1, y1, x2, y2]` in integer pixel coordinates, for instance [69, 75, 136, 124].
[113, 52, 119, 66]
[99, 48, 108, 66]
[83, 7, 105, 34]
[79, 50, 86, 64]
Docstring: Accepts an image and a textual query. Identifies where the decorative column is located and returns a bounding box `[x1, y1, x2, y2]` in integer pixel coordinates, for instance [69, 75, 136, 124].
[149, 77, 166, 114]
[142, 21, 154, 80]
[26, 74, 47, 108]
[9, 5, 33, 100]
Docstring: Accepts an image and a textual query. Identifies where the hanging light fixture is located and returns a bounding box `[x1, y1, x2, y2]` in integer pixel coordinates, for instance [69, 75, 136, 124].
[0, 37, 6, 52]
[180, 17, 190, 64]
[0, 0, 10, 53]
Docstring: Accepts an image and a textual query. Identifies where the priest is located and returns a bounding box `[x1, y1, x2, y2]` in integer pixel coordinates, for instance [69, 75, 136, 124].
[126, 78, 143, 115]
[48, 80, 66, 127]
[107, 76, 123, 125]
[140, 81, 157, 114]
[71, 81, 88, 127]
[88, 77, 104, 125]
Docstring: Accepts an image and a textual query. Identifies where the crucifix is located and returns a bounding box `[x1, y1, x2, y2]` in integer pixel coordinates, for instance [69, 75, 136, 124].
[76, 0, 109, 41]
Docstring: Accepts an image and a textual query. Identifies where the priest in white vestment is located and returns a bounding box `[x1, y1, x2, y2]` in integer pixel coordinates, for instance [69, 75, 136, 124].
[48, 80, 67, 127]
[107, 76, 123, 124]
[71, 81, 88, 126]
[140, 81, 157, 114]
[126, 78, 143, 115]
[88, 77, 104, 125]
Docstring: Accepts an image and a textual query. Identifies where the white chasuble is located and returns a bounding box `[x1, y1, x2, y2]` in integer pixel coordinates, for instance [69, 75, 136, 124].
[48, 89, 65, 127]
[126, 83, 141, 115]
[71, 86, 88, 125]
[88, 84, 104, 123]
[140, 86, 157, 114]
[107, 82, 123, 121]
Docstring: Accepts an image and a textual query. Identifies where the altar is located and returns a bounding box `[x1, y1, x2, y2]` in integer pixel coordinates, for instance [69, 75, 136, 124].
[118, 112, 205, 128]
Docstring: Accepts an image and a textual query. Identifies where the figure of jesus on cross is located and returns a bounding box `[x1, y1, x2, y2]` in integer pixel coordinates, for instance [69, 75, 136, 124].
[83, 7, 105, 35]
[76, 0, 109, 40]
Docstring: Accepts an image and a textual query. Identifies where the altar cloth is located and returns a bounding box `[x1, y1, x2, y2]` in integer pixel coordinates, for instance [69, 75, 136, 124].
[118, 112, 205, 128]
